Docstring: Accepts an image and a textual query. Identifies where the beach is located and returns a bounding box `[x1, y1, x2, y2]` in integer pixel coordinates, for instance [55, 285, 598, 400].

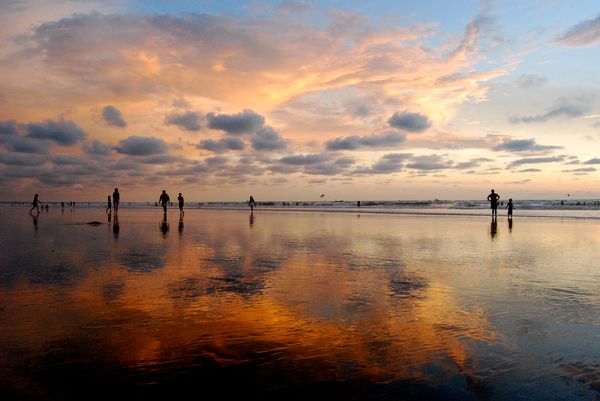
[2, 206, 600, 400]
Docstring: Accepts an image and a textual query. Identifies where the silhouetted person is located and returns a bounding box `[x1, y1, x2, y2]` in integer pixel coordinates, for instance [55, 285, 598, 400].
[61, 201, 64, 209]
[29, 193, 41, 214]
[113, 188, 120, 214]
[106, 195, 112, 214]
[159, 190, 170, 215]
[178, 193, 184, 215]
[487, 189, 500, 217]
[249, 195, 256, 211]
[160, 214, 170, 235]
[506, 198, 514, 219]
[357, 200, 361, 208]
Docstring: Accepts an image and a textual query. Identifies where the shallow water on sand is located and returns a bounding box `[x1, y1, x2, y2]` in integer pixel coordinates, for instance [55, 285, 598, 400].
[2, 207, 600, 400]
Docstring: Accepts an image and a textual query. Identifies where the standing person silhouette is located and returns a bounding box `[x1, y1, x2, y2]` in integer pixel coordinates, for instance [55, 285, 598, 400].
[159, 190, 170, 215]
[106, 195, 112, 214]
[29, 193, 41, 214]
[487, 189, 500, 218]
[507, 198, 515, 219]
[177, 193, 184, 216]
[248, 195, 256, 212]
[113, 188, 120, 214]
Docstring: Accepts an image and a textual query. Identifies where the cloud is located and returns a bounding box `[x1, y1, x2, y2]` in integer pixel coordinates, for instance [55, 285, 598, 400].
[406, 155, 452, 171]
[562, 167, 596, 173]
[356, 153, 412, 174]
[584, 158, 600, 164]
[26, 119, 87, 145]
[515, 74, 547, 89]
[387, 111, 431, 132]
[52, 153, 86, 165]
[279, 153, 328, 165]
[114, 136, 168, 156]
[509, 156, 565, 167]
[492, 138, 562, 153]
[4, 135, 49, 154]
[198, 137, 245, 152]
[250, 126, 288, 151]
[554, 14, 600, 47]
[326, 131, 405, 151]
[509, 98, 590, 123]
[102, 105, 127, 128]
[207, 109, 265, 135]
[0, 120, 18, 136]
[0, 151, 48, 166]
[82, 140, 112, 156]
[165, 111, 202, 132]
[518, 168, 541, 173]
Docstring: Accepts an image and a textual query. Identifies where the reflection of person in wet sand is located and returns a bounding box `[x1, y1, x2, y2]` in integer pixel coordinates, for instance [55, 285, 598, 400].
[113, 188, 120, 214]
[112, 213, 119, 236]
[159, 190, 170, 215]
[160, 214, 170, 235]
[508, 218, 513, 233]
[178, 215, 184, 233]
[178, 193, 184, 216]
[490, 218, 497, 239]
[29, 193, 41, 214]
[249, 195, 256, 211]
[249, 211, 255, 226]
[487, 189, 500, 217]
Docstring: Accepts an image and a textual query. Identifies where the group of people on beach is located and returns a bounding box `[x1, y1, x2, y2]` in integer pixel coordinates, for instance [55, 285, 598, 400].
[105, 188, 185, 217]
[487, 189, 514, 219]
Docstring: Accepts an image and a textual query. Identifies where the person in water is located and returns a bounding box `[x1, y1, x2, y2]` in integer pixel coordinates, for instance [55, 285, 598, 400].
[177, 193, 184, 215]
[487, 189, 500, 217]
[29, 193, 41, 214]
[113, 188, 120, 214]
[106, 195, 112, 214]
[248, 195, 256, 211]
[159, 190, 170, 215]
[507, 198, 515, 219]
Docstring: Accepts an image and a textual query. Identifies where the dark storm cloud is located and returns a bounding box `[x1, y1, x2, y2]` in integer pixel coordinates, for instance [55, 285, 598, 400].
[198, 137, 245, 152]
[387, 111, 431, 132]
[554, 14, 600, 47]
[207, 109, 265, 135]
[102, 105, 127, 128]
[114, 136, 168, 155]
[26, 119, 87, 146]
[508, 98, 589, 123]
[82, 140, 112, 156]
[250, 126, 288, 151]
[492, 138, 562, 153]
[326, 131, 405, 150]
[165, 111, 202, 132]
[508, 156, 565, 167]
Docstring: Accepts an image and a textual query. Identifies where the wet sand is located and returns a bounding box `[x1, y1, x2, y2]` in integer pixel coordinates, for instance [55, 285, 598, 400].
[2, 206, 600, 400]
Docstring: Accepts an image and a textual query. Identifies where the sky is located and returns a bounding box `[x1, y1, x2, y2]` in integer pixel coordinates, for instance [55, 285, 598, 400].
[1, 0, 600, 202]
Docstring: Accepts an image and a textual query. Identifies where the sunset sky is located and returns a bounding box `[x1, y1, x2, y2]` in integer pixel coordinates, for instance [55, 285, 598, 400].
[1, 0, 600, 201]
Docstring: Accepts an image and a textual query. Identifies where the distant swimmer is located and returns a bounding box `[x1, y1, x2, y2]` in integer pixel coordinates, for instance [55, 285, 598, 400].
[178, 193, 184, 216]
[106, 195, 112, 214]
[249, 195, 256, 211]
[487, 189, 500, 217]
[29, 193, 41, 214]
[506, 198, 514, 219]
[159, 190, 170, 215]
[113, 188, 120, 214]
